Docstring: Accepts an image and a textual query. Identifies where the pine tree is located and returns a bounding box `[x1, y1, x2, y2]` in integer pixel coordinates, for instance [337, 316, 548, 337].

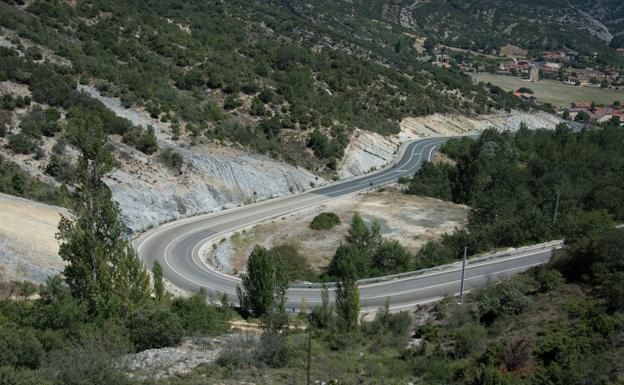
[152, 261, 165, 301]
[57, 111, 150, 316]
[346, 212, 382, 251]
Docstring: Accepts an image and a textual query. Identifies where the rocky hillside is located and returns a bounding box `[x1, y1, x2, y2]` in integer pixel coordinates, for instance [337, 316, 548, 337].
[80, 86, 321, 232]
[339, 110, 562, 178]
[0, 0, 535, 234]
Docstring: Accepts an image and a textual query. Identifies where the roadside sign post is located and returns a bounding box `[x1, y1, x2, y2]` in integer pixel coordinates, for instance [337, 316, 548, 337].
[459, 246, 468, 304]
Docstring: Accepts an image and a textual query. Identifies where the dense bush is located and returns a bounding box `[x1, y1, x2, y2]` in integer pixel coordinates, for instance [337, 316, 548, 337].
[19, 106, 60, 138]
[325, 213, 413, 280]
[158, 147, 184, 172]
[6, 132, 38, 154]
[269, 244, 317, 282]
[122, 126, 158, 155]
[310, 212, 341, 230]
[124, 307, 184, 351]
[0, 366, 51, 385]
[171, 291, 229, 336]
[0, 326, 44, 369]
[453, 323, 487, 359]
[552, 228, 624, 312]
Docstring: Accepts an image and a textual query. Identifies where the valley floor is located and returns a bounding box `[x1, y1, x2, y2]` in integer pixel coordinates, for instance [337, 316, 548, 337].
[473, 73, 624, 107]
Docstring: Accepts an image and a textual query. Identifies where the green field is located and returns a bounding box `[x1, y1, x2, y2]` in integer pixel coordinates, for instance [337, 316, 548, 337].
[473, 73, 624, 108]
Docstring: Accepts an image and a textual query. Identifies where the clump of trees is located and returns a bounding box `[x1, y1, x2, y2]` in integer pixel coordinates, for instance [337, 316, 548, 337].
[408, 124, 624, 268]
[0, 114, 230, 384]
[326, 213, 412, 279]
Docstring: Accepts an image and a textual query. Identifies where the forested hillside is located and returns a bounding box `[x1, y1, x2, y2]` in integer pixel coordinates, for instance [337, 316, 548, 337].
[0, 0, 511, 174]
[407, 120, 624, 269]
[283, 0, 623, 58]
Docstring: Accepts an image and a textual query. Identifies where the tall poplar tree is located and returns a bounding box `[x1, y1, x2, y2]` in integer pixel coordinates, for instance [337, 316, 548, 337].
[57, 110, 150, 316]
[238, 245, 289, 319]
[335, 259, 360, 332]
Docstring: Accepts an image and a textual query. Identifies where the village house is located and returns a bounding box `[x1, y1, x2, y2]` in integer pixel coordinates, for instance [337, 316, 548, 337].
[617, 48, 624, 57]
[543, 51, 569, 61]
[568, 68, 607, 85]
[540, 62, 561, 74]
[431, 61, 452, 69]
[566, 101, 624, 125]
[513, 92, 537, 103]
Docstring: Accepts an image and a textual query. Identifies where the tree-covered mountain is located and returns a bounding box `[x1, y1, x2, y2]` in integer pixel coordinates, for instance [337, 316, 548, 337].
[280, 0, 624, 56]
[0, 0, 517, 174]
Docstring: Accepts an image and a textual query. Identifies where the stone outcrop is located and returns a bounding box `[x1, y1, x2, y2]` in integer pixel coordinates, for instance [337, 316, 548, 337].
[79, 86, 323, 232]
[339, 111, 562, 178]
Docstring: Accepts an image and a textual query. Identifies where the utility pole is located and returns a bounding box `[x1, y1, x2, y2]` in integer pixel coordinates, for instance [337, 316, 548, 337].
[553, 191, 561, 225]
[459, 246, 468, 304]
[306, 315, 312, 385]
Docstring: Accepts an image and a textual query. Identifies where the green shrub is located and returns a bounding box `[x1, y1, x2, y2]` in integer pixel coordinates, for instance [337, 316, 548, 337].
[270, 244, 317, 282]
[0, 366, 52, 385]
[223, 95, 242, 110]
[122, 126, 158, 154]
[0, 155, 70, 206]
[44, 325, 133, 385]
[45, 153, 77, 183]
[453, 323, 487, 358]
[537, 269, 565, 292]
[171, 291, 229, 336]
[310, 212, 341, 230]
[125, 307, 184, 351]
[0, 326, 44, 369]
[255, 332, 292, 368]
[499, 285, 533, 315]
[19, 107, 60, 138]
[370, 240, 412, 275]
[158, 147, 184, 172]
[6, 133, 38, 154]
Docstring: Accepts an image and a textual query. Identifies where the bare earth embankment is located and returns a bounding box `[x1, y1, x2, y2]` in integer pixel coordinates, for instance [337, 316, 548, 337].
[0, 193, 67, 283]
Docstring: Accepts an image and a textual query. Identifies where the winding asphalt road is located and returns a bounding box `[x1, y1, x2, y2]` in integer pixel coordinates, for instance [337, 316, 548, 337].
[136, 137, 557, 311]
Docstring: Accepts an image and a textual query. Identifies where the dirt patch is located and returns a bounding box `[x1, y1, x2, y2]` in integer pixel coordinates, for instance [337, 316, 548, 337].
[0, 193, 67, 283]
[206, 188, 468, 276]
[0, 81, 31, 97]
